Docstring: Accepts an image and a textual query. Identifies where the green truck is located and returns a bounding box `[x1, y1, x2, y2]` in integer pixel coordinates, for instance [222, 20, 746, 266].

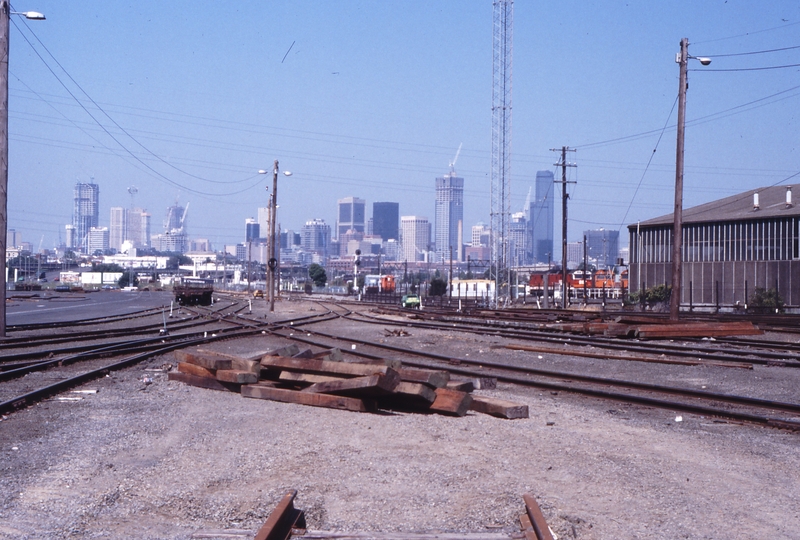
[401, 294, 421, 309]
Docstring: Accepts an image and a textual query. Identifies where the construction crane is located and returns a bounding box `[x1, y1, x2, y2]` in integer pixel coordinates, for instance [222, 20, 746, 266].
[449, 143, 462, 175]
[178, 202, 189, 232]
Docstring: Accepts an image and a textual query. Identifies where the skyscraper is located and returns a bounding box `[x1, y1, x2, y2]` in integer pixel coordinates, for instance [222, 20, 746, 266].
[529, 170, 554, 264]
[164, 203, 186, 231]
[245, 218, 260, 242]
[127, 208, 151, 248]
[584, 228, 619, 268]
[73, 182, 99, 253]
[110, 207, 126, 251]
[110, 207, 151, 252]
[302, 218, 331, 258]
[400, 216, 431, 263]
[257, 207, 270, 239]
[509, 212, 527, 266]
[337, 197, 366, 238]
[372, 202, 399, 241]
[86, 227, 109, 254]
[435, 171, 463, 260]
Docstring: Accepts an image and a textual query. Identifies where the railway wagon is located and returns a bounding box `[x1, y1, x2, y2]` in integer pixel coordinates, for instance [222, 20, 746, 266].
[529, 270, 629, 296]
[364, 274, 396, 293]
[174, 277, 214, 306]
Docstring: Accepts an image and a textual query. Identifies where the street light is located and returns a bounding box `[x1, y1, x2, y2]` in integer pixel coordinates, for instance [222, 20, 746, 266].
[1, 4, 45, 338]
[670, 38, 710, 320]
[258, 163, 292, 312]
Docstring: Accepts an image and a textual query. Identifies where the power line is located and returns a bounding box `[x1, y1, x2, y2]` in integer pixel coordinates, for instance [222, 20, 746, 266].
[706, 44, 800, 57]
[693, 63, 800, 72]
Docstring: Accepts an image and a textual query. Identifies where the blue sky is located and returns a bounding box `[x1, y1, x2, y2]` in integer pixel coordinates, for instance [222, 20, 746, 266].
[6, 1, 800, 255]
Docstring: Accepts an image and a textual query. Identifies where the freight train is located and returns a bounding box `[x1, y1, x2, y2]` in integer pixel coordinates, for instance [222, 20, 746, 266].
[174, 277, 214, 306]
[529, 269, 628, 295]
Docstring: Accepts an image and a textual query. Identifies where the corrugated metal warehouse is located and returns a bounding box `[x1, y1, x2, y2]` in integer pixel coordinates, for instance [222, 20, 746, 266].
[628, 185, 800, 310]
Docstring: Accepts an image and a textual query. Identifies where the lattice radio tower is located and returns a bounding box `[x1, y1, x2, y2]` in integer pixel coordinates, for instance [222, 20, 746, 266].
[490, 0, 513, 305]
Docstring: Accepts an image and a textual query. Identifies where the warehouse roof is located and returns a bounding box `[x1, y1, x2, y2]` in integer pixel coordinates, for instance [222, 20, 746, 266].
[629, 185, 799, 229]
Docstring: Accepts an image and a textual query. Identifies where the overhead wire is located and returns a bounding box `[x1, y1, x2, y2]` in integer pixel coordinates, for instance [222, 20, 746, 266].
[10, 17, 252, 195]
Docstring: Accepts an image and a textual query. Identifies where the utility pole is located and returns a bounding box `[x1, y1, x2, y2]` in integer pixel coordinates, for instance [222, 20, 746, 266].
[552, 146, 576, 309]
[0, 2, 9, 337]
[449, 245, 453, 299]
[670, 38, 689, 321]
[268, 160, 279, 312]
[583, 234, 587, 304]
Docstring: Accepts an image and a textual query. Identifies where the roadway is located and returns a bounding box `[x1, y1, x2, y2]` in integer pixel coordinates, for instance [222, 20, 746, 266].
[6, 289, 173, 325]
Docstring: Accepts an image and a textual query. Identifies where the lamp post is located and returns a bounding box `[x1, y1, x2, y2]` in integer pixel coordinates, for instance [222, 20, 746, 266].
[259, 162, 291, 312]
[0, 5, 44, 338]
[670, 38, 710, 321]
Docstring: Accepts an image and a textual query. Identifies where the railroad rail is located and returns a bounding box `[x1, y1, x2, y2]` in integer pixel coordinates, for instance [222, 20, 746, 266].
[0, 300, 338, 416]
[262, 301, 800, 431]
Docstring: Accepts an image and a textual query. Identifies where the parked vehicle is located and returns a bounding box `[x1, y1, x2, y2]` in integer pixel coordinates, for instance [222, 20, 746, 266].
[174, 277, 214, 306]
[401, 294, 420, 309]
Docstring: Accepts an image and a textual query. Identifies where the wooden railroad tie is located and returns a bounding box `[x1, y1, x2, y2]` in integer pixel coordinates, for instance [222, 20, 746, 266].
[170, 345, 528, 419]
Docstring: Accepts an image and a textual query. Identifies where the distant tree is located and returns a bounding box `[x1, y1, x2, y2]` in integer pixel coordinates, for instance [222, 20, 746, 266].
[304, 281, 313, 294]
[308, 263, 327, 287]
[166, 254, 192, 269]
[118, 272, 139, 288]
[429, 276, 447, 297]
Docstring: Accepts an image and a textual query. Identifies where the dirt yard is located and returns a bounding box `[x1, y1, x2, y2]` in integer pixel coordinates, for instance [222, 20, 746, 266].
[1, 300, 799, 539]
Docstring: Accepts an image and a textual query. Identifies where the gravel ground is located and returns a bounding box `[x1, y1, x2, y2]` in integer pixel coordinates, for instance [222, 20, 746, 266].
[1, 299, 799, 539]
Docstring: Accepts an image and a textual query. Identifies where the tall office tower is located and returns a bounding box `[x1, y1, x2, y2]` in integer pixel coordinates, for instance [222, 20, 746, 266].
[337, 197, 366, 238]
[73, 182, 99, 253]
[257, 207, 269, 238]
[471, 222, 490, 247]
[6, 229, 21, 249]
[509, 212, 527, 266]
[110, 207, 151, 251]
[127, 208, 151, 248]
[566, 240, 585, 268]
[109, 207, 126, 251]
[65, 225, 76, 249]
[301, 218, 331, 257]
[86, 227, 109, 254]
[164, 203, 185, 232]
[400, 216, 431, 263]
[245, 218, 260, 242]
[529, 170, 554, 264]
[435, 170, 464, 260]
[584, 228, 619, 268]
[372, 202, 399, 241]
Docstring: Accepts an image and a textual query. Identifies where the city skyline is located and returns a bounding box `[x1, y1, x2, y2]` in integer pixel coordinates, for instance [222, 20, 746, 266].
[4, 2, 798, 259]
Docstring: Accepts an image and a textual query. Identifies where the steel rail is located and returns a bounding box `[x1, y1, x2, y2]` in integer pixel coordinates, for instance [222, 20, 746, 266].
[354, 308, 800, 367]
[266, 307, 800, 430]
[0, 307, 339, 416]
[6, 303, 169, 332]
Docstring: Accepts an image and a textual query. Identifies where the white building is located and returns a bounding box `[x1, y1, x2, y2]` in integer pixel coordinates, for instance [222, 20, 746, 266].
[400, 216, 431, 263]
[87, 227, 109, 254]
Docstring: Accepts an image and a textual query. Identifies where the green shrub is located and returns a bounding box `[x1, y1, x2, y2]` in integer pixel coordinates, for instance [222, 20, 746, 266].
[749, 287, 784, 313]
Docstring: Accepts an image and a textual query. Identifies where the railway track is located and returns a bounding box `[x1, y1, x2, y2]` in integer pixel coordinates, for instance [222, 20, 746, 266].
[0, 299, 337, 416]
[263, 301, 800, 431]
[5, 294, 799, 431]
[365, 304, 800, 368]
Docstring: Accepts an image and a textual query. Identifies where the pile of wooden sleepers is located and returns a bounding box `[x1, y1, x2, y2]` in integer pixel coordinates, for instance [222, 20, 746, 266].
[168, 344, 528, 419]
